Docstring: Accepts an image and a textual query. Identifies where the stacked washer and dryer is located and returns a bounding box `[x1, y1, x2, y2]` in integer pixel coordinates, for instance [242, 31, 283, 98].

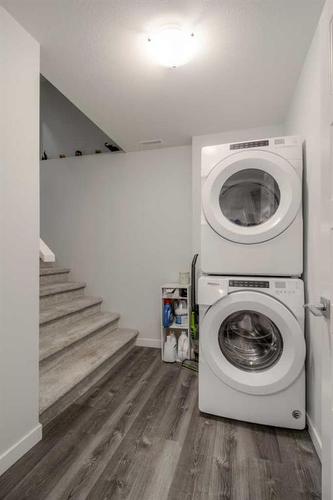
[198, 136, 305, 429]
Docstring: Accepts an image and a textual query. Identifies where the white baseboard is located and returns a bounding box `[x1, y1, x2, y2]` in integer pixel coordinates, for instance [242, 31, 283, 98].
[307, 413, 322, 461]
[136, 337, 161, 349]
[0, 423, 42, 476]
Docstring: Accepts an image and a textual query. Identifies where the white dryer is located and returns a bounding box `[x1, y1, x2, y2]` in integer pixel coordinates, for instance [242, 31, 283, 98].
[198, 275, 305, 429]
[201, 136, 303, 276]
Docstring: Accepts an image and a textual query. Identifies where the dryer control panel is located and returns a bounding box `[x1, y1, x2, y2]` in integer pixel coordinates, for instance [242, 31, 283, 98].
[230, 139, 269, 150]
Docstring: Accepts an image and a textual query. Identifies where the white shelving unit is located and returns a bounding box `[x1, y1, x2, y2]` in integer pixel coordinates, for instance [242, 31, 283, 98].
[161, 283, 191, 362]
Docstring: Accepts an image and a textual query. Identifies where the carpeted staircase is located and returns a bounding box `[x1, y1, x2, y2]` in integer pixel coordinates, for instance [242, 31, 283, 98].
[39, 261, 138, 424]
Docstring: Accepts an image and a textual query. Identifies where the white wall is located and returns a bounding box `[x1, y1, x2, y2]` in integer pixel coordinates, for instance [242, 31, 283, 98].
[40, 146, 192, 347]
[0, 7, 41, 475]
[192, 124, 284, 255]
[285, 26, 322, 457]
[40, 78, 118, 159]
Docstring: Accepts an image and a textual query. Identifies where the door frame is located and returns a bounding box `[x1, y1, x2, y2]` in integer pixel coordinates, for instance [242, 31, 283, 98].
[319, 1, 333, 496]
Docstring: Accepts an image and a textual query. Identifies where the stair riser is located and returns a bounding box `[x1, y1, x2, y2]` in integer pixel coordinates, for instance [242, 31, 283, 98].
[40, 261, 55, 268]
[40, 303, 102, 336]
[40, 272, 70, 285]
[40, 337, 137, 425]
[40, 318, 119, 365]
[40, 288, 85, 307]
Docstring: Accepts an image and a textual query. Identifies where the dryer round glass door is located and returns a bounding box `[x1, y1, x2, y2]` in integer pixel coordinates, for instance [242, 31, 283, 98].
[202, 150, 302, 244]
[200, 291, 305, 395]
[219, 169, 280, 227]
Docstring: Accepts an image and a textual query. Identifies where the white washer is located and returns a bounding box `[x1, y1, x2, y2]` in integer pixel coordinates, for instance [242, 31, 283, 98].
[198, 275, 305, 429]
[201, 136, 303, 276]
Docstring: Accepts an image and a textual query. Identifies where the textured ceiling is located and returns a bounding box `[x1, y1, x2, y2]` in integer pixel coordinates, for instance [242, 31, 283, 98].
[2, 0, 324, 151]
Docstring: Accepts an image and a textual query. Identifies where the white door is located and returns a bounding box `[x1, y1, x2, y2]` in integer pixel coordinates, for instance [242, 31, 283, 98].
[317, 1, 333, 497]
[200, 291, 305, 396]
[202, 150, 302, 244]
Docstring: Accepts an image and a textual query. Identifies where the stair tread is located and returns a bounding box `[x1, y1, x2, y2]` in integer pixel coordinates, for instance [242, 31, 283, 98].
[40, 296, 103, 325]
[40, 281, 86, 297]
[40, 327, 138, 413]
[40, 267, 70, 276]
[40, 311, 120, 362]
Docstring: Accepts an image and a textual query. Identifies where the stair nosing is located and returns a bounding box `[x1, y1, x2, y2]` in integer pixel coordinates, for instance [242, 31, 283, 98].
[39, 312, 121, 362]
[39, 296, 103, 326]
[40, 281, 86, 297]
[40, 267, 70, 276]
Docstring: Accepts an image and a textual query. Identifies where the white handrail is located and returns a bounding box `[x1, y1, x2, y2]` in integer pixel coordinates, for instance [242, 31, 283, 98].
[39, 238, 55, 262]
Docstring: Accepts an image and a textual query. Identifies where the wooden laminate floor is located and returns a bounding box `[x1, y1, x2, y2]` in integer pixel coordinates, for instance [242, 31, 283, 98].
[0, 347, 321, 500]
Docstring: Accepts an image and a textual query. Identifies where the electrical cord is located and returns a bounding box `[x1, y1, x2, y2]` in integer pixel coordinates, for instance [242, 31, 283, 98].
[181, 358, 199, 373]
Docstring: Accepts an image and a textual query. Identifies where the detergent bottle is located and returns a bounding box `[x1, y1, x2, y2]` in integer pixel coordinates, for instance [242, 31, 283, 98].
[177, 331, 189, 361]
[164, 333, 177, 363]
[163, 299, 174, 328]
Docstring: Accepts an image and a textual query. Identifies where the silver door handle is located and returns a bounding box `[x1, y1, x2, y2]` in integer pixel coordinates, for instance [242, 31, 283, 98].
[304, 297, 330, 319]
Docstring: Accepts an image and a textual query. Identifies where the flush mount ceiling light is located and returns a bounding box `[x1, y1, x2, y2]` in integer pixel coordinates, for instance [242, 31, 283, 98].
[147, 26, 197, 68]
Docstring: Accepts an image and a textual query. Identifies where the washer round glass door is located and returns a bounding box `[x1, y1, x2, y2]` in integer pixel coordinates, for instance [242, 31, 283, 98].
[218, 310, 283, 372]
[202, 151, 302, 244]
[200, 291, 305, 395]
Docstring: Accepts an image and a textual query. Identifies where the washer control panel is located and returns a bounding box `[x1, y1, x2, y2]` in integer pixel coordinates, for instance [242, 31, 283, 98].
[229, 280, 269, 288]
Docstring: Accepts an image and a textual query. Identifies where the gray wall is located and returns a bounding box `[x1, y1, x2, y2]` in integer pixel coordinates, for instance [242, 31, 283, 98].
[0, 7, 41, 474]
[40, 146, 192, 346]
[40, 78, 117, 159]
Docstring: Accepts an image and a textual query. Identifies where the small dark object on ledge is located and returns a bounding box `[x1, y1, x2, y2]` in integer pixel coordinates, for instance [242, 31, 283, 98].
[75, 150, 83, 156]
[59, 153, 66, 158]
[41, 151, 48, 160]
[95, 149, 102, 154]
[105, 142, 120, 152]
